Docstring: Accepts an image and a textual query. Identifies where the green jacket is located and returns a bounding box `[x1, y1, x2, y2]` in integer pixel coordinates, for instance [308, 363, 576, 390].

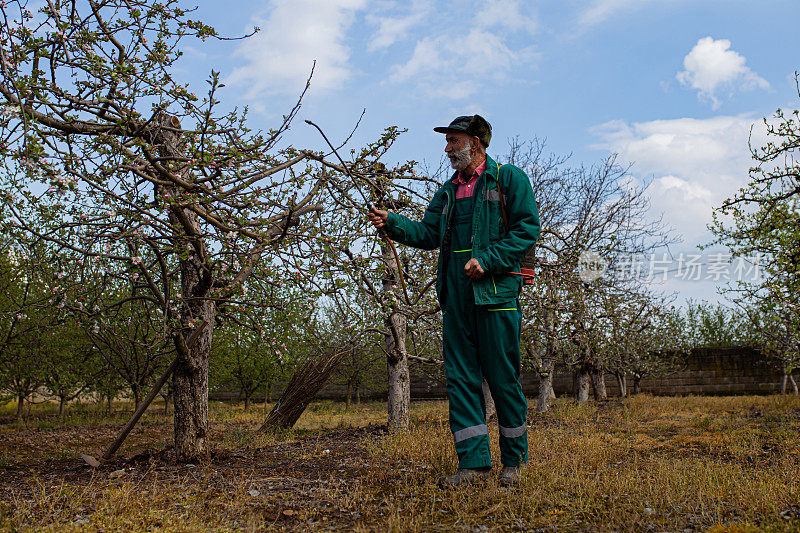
[385, 156, 540, 306]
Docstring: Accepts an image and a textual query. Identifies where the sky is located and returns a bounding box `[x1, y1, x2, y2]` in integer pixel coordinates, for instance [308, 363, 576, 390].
[178, 0, 800, 306]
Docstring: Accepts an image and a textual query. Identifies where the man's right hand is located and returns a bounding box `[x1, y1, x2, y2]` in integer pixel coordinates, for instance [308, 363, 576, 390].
[368, 207, 388, 229]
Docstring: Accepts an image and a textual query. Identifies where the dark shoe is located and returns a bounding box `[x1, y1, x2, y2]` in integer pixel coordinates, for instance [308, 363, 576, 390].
[498, 466, 522, 486]
[437, 468, 491, 488]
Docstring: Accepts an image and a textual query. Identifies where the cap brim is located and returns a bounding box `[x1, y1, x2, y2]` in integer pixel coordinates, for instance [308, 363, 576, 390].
[433, 126, 464, 134]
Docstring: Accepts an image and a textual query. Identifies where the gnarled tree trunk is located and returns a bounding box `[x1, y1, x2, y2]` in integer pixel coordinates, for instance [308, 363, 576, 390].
[159, 114, 215, 462]
[591, 367, 607, 401]
[382, 240, 409, 431]
[575, 365, 591, 403]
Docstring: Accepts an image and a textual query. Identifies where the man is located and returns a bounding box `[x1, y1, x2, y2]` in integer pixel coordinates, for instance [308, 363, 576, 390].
[368, 115, 540, 487]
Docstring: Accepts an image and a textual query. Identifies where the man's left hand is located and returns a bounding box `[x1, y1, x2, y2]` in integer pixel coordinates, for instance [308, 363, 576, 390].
[464, 258, 485, 279]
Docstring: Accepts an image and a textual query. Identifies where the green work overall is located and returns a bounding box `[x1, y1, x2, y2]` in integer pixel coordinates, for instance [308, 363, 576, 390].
[383, 156, 539, 469]
[444, 194, 528, 469]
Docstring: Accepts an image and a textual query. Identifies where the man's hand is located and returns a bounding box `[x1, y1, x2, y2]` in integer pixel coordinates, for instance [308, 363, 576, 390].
[464, 258, 485, 279]
[367, 207, 388, 229]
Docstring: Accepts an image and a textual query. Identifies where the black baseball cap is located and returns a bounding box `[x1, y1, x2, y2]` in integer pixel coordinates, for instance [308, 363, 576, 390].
[433, 114, 492, 147]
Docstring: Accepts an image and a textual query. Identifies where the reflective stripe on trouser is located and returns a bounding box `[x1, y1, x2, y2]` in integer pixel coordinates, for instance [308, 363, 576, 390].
[442, 195, 528, 469]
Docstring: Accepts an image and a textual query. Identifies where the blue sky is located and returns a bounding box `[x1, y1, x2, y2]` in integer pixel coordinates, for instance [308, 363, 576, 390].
[181, 0, 800, 305]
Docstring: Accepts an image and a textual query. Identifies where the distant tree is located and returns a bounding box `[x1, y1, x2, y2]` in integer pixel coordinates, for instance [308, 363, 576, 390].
[682, 301, 757, 348]
[211, 279, 316, 410]
[710, 73, 800, 393]
[307, 143, 439, 430]
[507, 138, 674, 408]
[0, 247, 48, 420]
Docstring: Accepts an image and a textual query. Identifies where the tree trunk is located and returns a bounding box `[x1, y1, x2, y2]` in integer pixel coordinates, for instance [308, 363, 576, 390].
[789, 373, 798, 395]
[615, 372, 627, 398]
[482, 378, 496, 421]
[382, 240, 410, 431]
[782, 372, 788, 394]
[107, 393, 113, 415]
[591, 368, 607, 401]
[58, 396, 67, 419]
[356, 388, 361, 405]
[632, 373, 642, 395]
[15, 394, 24, 421]
[575, 366, 591, 403]
[537, 277, 558, 413]
[386, 333, 410, 431]
[345, 380, 354, 410]
[537, 358, 555, 413]
[264, 381, 272, 404]
[172, 301, 214, 461]
[156, 112, 214, 462]
[244, 393, 250, 411]
[132, 384, 141, 410]
[162, 391, 172, 416]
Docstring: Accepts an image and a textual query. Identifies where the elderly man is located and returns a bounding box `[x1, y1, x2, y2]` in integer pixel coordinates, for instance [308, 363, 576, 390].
[368, 115, 540, 487]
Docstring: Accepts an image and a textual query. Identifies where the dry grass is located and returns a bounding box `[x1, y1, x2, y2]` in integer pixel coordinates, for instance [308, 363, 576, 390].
[0, 394, 798, 532]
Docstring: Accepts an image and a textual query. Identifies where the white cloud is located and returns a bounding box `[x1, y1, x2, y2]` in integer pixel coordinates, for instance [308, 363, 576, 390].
[226, 0, 366, 99]
[676, 37, 770, 109]
[476, 0, 538, 35]
[389, 28, 532, 99]
[385, 0, 538, 99]
[578, 0, 656, 27]
[592, 115, 766, 242]
[366, 0, 430, 51]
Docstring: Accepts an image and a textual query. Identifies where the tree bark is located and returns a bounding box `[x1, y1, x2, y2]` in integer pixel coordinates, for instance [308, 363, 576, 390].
[591, 367, 607, 401]
[15, 394, 24, 421]
[58, 396, 67, 419]
[382, 240, 410, 431]
[345, 380, 354, 410]
[244, 393, 250, 411]
[575, 366, 591, 403]
[158, 114, 214, 462]
[483, 378, 496, 421]
[615, 372, 627, 398]
[632, 373, 642, 395]
[107, 394, 113, 415]
[386, 328, 410, 431]
[537, 276, 558, 413]
[132, 384, 141, 410]
[537, 357, 556, 413]
[172, 300, 214, 461]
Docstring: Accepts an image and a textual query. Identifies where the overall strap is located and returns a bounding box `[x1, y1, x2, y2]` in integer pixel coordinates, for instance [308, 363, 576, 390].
[495, 164, 509, 231]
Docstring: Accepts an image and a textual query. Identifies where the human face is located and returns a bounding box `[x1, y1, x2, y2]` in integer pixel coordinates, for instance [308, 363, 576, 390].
[444, 132, 474, 171]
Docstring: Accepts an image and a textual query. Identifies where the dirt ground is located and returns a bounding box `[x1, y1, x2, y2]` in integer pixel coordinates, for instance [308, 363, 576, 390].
[1, 396, 799, 532]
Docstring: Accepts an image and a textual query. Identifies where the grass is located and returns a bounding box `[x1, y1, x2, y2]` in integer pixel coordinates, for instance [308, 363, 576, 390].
[0, 394, 798, 531]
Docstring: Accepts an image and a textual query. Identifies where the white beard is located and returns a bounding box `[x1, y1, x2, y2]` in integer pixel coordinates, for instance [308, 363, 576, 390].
[449, 142, 472, 170]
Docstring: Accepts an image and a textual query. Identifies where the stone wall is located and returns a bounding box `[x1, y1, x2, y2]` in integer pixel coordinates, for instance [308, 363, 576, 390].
[212, 346, 794, 403]
[315, 346, 792, 400]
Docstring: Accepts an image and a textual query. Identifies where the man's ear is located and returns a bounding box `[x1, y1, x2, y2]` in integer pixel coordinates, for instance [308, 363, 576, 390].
[470, 136, 480, 152]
